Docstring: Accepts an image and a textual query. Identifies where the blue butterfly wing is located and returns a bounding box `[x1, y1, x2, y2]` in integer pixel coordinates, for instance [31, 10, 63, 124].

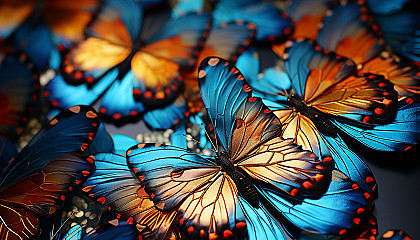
[198, 57, 250, 152]
[62, 225, 82, 240]
[82, 152, 177, 240]
[367, 0, 410, 14]
[171, 0, 205, 18]
[14, 20, 53, 70]
[334, 101, 420, 151]
[259, 170, 374, 235]
[100, 71, 145, 119]
[239, 197, 289, 240]
[0, 105, 99, 189]
[84, 123, 114, 156]
[213, 1, 293, 40]
[82, 221, 139, 240]
[0, 136, 18, 174]
[143, 95, 188, 130]
[111, 134, 139, 155]
[0, 52, 39, 140]
[374, 6, 420, 61]
[45, 70, 116, 109]
[127, 144, 217, 211]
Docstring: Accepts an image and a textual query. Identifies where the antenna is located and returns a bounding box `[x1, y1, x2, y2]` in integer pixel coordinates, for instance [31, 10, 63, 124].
[50, 212, 75, 240]
[200, 122, 218, 152]
[183, 134, 216, 153]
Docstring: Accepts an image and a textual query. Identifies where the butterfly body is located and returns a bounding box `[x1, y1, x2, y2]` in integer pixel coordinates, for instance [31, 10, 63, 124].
[287, 95, 337, 138]
[215, 151, 260, 208]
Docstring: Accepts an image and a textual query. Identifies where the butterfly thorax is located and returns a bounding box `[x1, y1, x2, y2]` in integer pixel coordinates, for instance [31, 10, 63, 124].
[287, 95, 337, 138]
[215, 151, 235, 173]
[216, 151, 260, 208]
[117, 40, 144, 80]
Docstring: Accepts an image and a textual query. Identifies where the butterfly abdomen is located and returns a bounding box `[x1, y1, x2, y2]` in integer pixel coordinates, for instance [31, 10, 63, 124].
[287, 95, 337, 138]
[305, 108, 337, 138]
[216, 151, 260, 208]
[232, 170, 260, 208]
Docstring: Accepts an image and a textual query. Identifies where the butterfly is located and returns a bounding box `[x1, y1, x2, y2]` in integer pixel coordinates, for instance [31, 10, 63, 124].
[247, 39, 400, 195]
[126, 56, 335, 239]
[316, 0, 420, 151]
[0, 105, 99, 239]
[0, 51, 39, 140]
[0, 0, 101, 69]
[317, 0, 420, 99]
[45, 0, 210, 121]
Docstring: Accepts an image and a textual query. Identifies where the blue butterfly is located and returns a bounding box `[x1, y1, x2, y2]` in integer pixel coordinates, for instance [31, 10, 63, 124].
[126, 57, 339, 239]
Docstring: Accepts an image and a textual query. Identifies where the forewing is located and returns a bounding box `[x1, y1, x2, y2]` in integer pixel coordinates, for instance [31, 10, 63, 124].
[126, 143, 219, 211]
[279, 39, 356, 102]
[198, 57, 282, 156]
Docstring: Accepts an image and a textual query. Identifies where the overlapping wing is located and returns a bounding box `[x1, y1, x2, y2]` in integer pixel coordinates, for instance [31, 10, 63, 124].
[82, 153, 177, 240]
[0, 52, 39, 140]
[198, 56, 282, 155]
[259, 170, 374, 235]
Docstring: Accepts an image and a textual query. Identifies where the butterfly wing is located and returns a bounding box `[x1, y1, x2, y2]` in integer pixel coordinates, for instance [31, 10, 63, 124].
[379, 230, 413, 240]
[127, 144, 248, 240]
[213, 1, 293, 40]
[82, 153, 177, 240]
[258, 170, 374, 235]
[199, 57, 333, 196]
[143, 95, 188, 130]
[0, 105, 99, 239]
[317, 0, 384, 65]
[282, 40, 398, 123]
[0, 0, 35, 41]
[43, 0, 100, 42]
[286, 0, 329, 40]
[239, 197, 289, 240]
[61, 0, 141, 85]
[358, 55, 420, 99]
[183, 21, 256, 114]
[62, 225, 82, 240]
[132, 11, 211, 107]
[334, 101, 420, 151]
[0, 52, 39, 140]
[82, 221, 139, 240]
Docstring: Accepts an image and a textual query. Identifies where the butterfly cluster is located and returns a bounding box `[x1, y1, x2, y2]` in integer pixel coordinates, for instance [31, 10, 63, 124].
[0, 0, 419, 240]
